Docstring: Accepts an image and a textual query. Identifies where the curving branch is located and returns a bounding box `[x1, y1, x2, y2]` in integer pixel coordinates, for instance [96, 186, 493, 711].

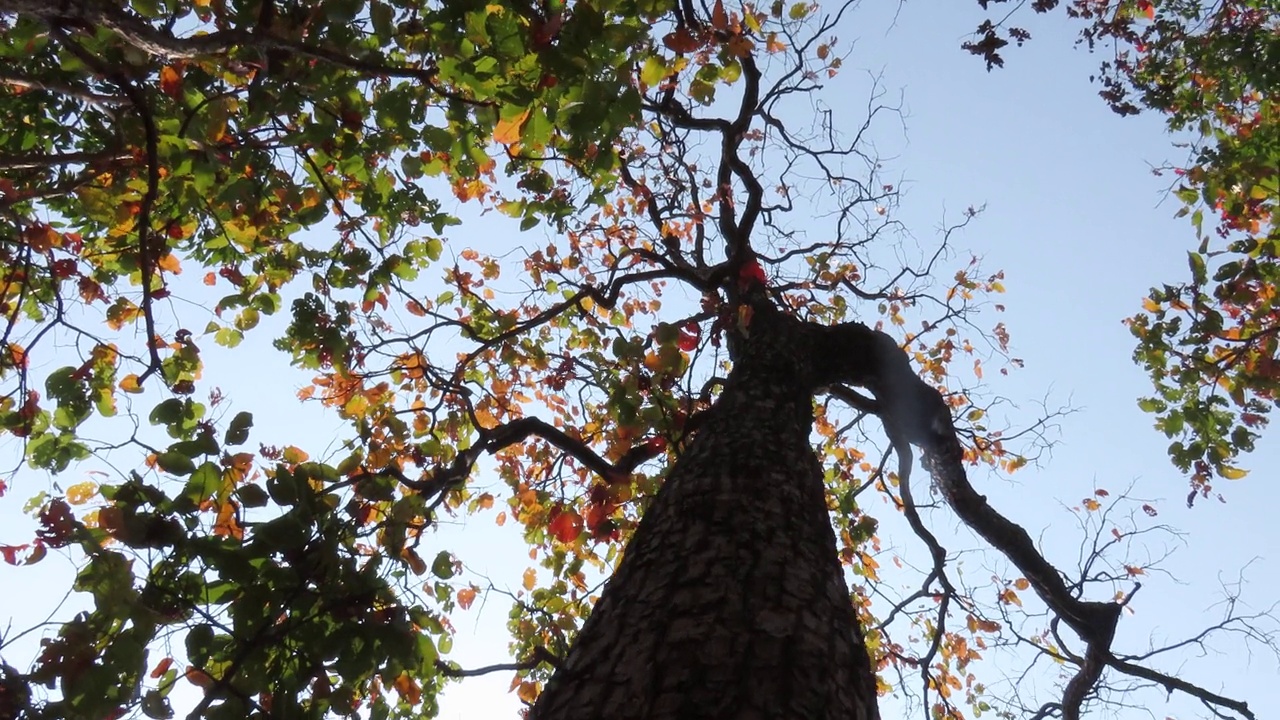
[359, 412, 705, 517]
[436, 646, 560, 679]
[51, 28, 167, 383]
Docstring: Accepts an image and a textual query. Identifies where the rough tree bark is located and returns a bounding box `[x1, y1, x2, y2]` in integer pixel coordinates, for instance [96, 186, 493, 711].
[530, 295, 882, 720]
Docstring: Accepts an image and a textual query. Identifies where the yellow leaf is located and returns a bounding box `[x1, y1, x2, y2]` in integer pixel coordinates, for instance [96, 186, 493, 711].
[474, 405, 499, 430]
[493, 108, 531, 145]
[343, 394, 369, 418]
[156, 252, 182, 274]
[282, 446, 309, 464]
[1220, 465, 1249, 480]
[516, 681, 539, 704]
[999, 588, 1022, 607]
[66, 481, 99, 505]
[1141, 297, 1161, 313]
[119, 374, 144, 393]
[522, 567, 537, 591]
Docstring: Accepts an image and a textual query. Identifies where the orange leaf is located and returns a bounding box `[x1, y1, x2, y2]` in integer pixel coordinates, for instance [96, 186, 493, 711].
[150, 657, 174, 679]
[516, 681, 539, 704]
[1013, 578, 1030, 591]
[23, 223, 60, 252]
[224, 452, 254, 484]
[522, 567, 537, 591]
[119, 374, 144, 393]
[710, 0, 728, 29]
[402, 548, 427, 575]
[548, 509, 583, 543]
[212, 502, 243, 540]
[662, 27, 702, 53]
[160, 65, 182, 98]
[185, 668, 215, 688]
[156, 252, 182, 274]
[5, 343, 27, 369]
[493, 108, 531, 145]
[393, 672, 422, 706]
[457, 586, 477, 610]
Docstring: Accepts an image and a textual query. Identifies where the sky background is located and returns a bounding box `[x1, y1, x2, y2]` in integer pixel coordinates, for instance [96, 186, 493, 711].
[2, 2, 1278, 719]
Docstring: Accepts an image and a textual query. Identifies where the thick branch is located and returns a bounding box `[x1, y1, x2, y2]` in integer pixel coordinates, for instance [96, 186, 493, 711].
[0, 150, 130, 171]
[814, 319, 1258, 718]
[436, 647, 560, 679]
[2, 0, 440, 85]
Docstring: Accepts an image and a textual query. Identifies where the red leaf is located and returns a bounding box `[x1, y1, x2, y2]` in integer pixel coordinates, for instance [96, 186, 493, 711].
[662, 27, 703, 53]
[548, 509, 583, 543]
[677, 324, 699, 351]
[0, 544, 28, 565]
[645, 436, 668, 453]
[150, 657, 174, 679]
[584, 502, 608, 533]
[160, 65, 183, 99]
[738, 258, 768, 288]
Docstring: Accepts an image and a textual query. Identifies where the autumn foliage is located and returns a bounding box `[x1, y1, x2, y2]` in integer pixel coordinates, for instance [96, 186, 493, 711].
[0, 1, 1273, 719]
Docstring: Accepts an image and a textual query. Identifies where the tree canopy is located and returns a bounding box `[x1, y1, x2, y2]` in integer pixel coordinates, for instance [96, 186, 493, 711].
[0, 1, 1276, 719]
[970, 0, 1280, 502]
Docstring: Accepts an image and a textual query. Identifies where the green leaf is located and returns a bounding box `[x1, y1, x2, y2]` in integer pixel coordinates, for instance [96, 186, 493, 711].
[182, 462, 221, 504]
[431, 551, 455, 579]
[225, 411, 253, 446]
[1137, 397, 1166, 413]
[156, 451, 197, 476]
[235, 483, 270, 508]
[640, 56, 668, 87]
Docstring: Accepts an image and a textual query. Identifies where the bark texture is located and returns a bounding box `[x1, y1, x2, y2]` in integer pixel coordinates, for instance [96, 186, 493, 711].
[531, 300, 880, 720]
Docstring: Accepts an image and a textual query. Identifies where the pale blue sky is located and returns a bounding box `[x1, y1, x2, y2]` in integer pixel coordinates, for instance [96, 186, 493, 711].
[2, 3, 1276, 719]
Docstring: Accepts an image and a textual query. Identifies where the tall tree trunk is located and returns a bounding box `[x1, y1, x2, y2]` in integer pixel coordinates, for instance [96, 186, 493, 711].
[531, 301, 881, 720]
